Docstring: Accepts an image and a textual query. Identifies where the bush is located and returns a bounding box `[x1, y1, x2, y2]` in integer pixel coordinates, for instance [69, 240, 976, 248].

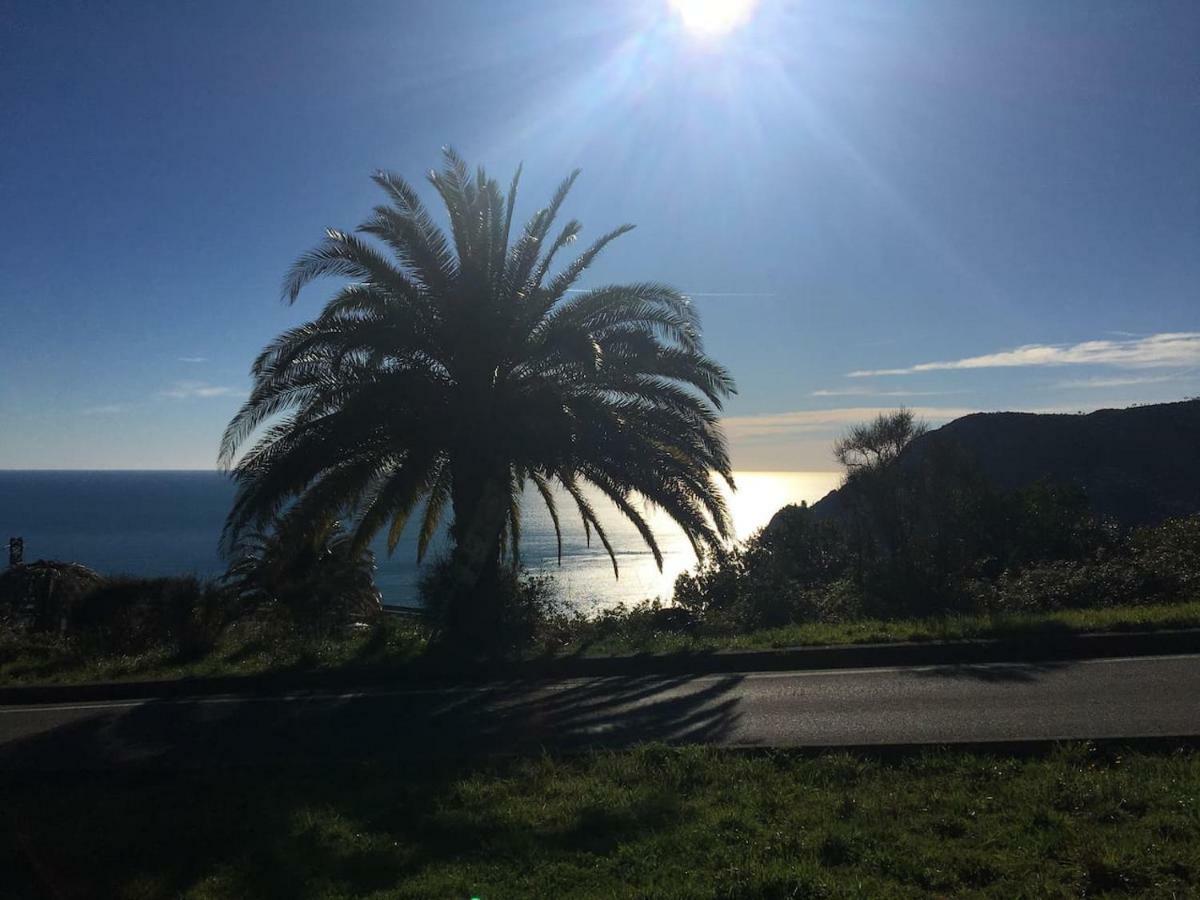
[674, 504, 857, 631]
[419, 561, 575, 655]
[0, 570, 236, 660]
[0, 561, 104, 632]
[222, 520, 383, 634]
[985, 516, 1200, 613]
[671, 492, 1200, 631]
[1130, 515, 1200, 595]
[572, 598, 701, 647]
[988, 560, 1161, 612]
[69, 575, 233, 657]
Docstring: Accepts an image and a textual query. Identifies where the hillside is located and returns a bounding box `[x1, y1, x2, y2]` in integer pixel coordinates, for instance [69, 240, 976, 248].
[806, 398, 1200, 527]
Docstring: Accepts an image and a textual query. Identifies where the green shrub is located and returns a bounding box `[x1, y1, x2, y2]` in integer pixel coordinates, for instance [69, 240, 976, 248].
[672, 495, 1200, 630]
[566, 598, 702, 649]
[222, 520, 383, 633]
[988, 516, 1200, 613]
[1130, 515, 1200, 595]
[70, 576, 233, 657]
[0, 561, 104, 632]
[989, 561, 1159, 612]
[675, 505, 856, 630]
[419, 561, 574, 655]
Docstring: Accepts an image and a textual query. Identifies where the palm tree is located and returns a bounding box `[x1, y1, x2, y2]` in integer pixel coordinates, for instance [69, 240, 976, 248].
[223, 519, 383, 629]
[220, 149, 736, 646]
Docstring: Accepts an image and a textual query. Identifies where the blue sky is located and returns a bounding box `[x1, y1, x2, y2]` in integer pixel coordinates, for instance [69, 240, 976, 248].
[1, 0, 1197, 470]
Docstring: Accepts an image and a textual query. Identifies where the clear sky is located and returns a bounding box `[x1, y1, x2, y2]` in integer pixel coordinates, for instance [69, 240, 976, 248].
[1, 0, 1197, 470]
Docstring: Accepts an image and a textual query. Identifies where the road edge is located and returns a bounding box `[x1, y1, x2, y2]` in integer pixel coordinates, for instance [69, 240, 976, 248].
[1, 627, 1197, 706]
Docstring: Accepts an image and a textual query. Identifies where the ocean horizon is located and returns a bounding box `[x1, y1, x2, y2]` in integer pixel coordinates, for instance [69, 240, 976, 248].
[0, 470, 842, 608]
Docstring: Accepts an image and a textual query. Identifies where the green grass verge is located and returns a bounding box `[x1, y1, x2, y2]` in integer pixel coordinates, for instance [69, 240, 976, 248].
[0, 618, 429, 687]
[4, 743, 1198, 898]
[2, 600, 1198, 688]
[565, 600, 1200, 657]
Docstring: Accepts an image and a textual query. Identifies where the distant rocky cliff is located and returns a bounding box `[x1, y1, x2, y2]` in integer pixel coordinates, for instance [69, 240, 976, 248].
[800, 398, 1200, 528]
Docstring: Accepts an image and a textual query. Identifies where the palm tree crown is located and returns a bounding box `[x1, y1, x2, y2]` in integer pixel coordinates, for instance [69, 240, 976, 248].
[220, 149, 736, 630]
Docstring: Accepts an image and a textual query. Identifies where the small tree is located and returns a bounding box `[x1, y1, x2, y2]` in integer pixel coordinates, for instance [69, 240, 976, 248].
[833, 408, 927, 474]
[834, 409, 930, 610]
[223, 519, 383, 631]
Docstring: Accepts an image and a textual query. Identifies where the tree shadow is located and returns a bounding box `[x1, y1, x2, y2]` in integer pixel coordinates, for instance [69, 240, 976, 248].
[2, 743, 711, 900]
[910, 659, 1076, 683]
[0, 672, 743, 772]
[0, 674, 743, 897]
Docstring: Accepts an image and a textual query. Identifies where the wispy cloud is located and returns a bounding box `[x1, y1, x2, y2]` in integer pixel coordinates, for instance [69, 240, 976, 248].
[82, 403, 131, 415]
[722, 406, 979, 442]
[810, 388, 966, 398]
[160, 381, 245, 400]
[565, 289, 775, 299]
[178, 356, 208, 363]
[723, 403, 1098, 443]
[848, 332, 1200, 377]
[1051, 373, 1192, 390]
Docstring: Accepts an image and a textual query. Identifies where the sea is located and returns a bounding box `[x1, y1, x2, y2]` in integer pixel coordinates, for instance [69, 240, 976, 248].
[0, 471, 841, 609]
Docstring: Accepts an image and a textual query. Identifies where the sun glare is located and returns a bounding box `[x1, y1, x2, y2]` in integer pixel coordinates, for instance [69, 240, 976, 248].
[668, 0, 759, 37]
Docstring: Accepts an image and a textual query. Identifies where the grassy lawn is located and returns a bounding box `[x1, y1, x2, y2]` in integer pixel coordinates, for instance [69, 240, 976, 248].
[4, 743, 1198, 898]
[2, 600, 1198, 688]
[566, 599, 1200, 657]
[0, 617, 430, 687]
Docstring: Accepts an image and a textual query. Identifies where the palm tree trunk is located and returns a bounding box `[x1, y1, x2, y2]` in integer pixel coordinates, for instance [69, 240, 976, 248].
[443, 470, 510, 650]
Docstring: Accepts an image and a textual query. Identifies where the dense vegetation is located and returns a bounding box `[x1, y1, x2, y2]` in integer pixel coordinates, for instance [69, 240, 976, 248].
[6, 743, 1199, 898]
[0, 523, 415, 685]
[3, 411, 1199, 681]
[672, 410, 1200, 636]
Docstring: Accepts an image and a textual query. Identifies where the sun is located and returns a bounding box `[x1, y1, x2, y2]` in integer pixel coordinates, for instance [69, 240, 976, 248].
[668, 0, 760, 37]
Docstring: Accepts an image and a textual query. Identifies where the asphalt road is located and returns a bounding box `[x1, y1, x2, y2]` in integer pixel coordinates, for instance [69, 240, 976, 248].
[1, 654, 1197, 770]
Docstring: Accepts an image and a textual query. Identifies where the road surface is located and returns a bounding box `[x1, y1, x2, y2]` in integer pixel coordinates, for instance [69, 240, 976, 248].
[1, 654, 1197, 770]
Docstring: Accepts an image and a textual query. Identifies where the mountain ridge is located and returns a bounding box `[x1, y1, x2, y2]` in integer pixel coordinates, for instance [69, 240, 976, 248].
[800, 398, 1200, 528]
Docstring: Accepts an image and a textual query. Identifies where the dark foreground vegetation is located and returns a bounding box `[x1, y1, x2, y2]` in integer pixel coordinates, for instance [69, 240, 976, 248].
[1, 513, 1198, 687]
[2, 589, 1197, 689]
[5, 743, 1198, 898]
[669, 409, 1200, 640]
[3, 411, 1199, 685]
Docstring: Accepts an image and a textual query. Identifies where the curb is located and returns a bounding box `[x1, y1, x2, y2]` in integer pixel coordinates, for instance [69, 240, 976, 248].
[1, 627, 1197, 707]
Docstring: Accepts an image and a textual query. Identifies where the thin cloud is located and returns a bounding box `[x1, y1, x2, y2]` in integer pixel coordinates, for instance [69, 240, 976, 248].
[677, 291, 776, 298]
[160, 381, 245, 400]
[811, 388, 966, 398]
[722, 406, 979, 442]
[564, 289, 775, 299]
[722, 403, 1099, 443]
[178, 356, 208, 363]
[848, 332, 1200, 377]
[1051, 373, 1191, 390]
[82, 403, 131, 415]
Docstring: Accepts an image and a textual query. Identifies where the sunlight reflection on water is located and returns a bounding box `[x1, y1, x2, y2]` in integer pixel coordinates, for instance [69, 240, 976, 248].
[0, 470, 842, 609]
[505, 471, 842, 609]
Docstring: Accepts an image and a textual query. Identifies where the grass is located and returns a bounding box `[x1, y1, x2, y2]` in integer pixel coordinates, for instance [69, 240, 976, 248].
[2, 599, 1198, 688]
[564, 599, 1200, 657]
[0, 617, 429, 687]
[4, 742, 1199, 898]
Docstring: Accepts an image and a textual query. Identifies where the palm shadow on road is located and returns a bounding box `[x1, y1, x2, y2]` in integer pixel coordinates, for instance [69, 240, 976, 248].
[910, 659, 1076, 683]
[0, 674, 744, 897]
[0, 672, 744, 772]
